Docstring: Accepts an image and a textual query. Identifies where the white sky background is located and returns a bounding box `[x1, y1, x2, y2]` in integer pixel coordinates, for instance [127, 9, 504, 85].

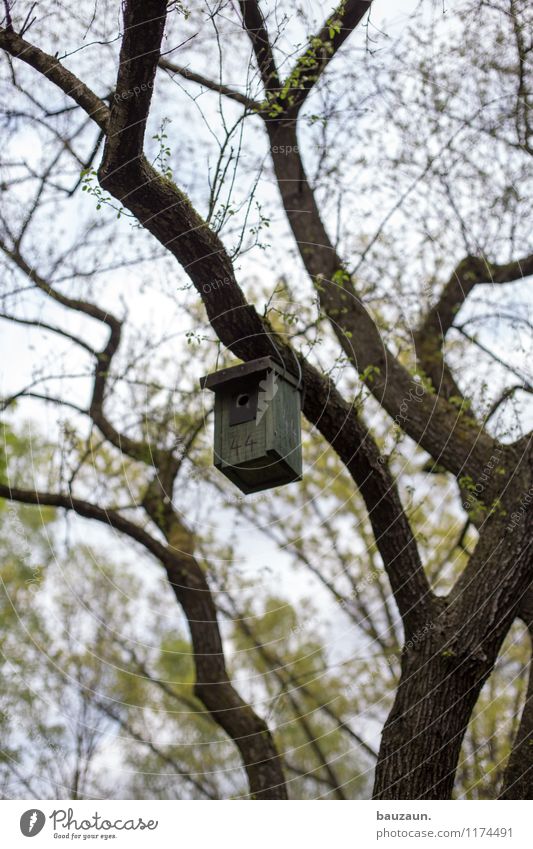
[0, 0, 532, 780]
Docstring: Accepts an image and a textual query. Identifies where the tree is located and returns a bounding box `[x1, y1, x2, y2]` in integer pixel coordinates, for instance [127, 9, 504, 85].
[0, 0, 531, 799]
[0, 493, 376, 799]
[1, 438, 524, 799]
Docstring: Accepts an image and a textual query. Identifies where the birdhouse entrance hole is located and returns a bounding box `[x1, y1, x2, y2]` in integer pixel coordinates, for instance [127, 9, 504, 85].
[229, 386, 258, 426]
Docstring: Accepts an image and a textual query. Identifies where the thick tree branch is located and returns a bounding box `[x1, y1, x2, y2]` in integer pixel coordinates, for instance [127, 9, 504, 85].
[139, 480, 287, 798]
[159, 2, 372, 116]
[2, 0, 433, 639]
[0, 479, 287, 798]
[221, 596, 378, 762]
[155, 11, 513, 481]
[263, 115, 499, 479]
[0, 483, 172, 560]
[159, 9, 497, 483]
[0, 26, 109, 130]
[237, 0, 280, 93]
[98, 0, 431, 638]
[486, 384, 533, 423]
[450, 484, 533, 656]
[0, 238, 117, 326]
[219, 606, 352, 800]
[414, 253, 533, 401]
[233, 2, 501, 478]
[275, 0, 372, 115]
[500, 586, 533, 799]
[1, 390, 87, 417]
[0, 239, 171, 470]
[158, 58, 261, 110]
[0, 311, 97, 356]
[3, 0, 529, 804]
[455, 326, 533, 391]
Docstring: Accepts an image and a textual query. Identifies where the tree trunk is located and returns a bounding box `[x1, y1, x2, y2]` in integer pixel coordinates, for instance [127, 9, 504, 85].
[372, 629, 490, 799]
[500, 591, 533, 799]
[499, 638, 533, 799]
[143, 485, 288, 799]
[374, 502, 532, 800]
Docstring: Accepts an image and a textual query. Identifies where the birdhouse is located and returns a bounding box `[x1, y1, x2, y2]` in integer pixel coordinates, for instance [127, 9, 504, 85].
[200, 356, 302, 494]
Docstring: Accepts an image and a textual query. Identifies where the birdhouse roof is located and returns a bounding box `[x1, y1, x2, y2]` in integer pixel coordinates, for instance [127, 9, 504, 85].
[200, 356, 301, 393]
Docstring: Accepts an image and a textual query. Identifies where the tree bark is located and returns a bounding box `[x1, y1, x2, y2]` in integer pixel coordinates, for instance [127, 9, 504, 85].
[500, 590, 533, 799]
[374, 502, 532, 799]
[373, 628, 487, 799]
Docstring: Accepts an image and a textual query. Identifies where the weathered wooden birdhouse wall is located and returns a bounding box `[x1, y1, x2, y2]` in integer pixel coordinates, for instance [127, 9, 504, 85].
[200, 357, 302, 494]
